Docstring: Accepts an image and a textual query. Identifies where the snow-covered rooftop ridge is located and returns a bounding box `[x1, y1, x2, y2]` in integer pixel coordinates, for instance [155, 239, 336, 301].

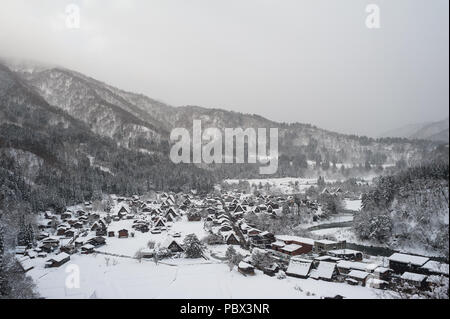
[421, 260, 449, 275]
[282, 244, 302, 252]
[275, 235, 315, 246]
[286, 258, 312, 277]
[49, 252, 70, 262]
[347, 270, 369, 279]
[388, 253, 429, 266]
[329, 249, 361, 255]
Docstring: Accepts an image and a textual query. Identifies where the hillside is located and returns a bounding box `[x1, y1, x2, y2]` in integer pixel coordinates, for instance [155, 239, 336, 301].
[0, 62, 215, 214]
[354, 163, 449, 257]
[380, 118, 449, 143]
[4, 60, 439, 170]
[0, 59, 446, 196]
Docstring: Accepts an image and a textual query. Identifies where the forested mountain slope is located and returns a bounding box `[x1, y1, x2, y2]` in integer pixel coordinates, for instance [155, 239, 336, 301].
[354, 163, 449, 257]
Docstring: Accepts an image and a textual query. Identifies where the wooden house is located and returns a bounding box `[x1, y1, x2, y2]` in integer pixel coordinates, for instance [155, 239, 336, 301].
[118, 229, 129, 238]
[328, 249, 363, 261]
[309, 261, 338, 281]
[60, 244, 77, 255]
[154, 218, 166, 228]
[276, 236, 314, 254]
[225, 233, 240, 245]
[81, 244, 95, 254]
[163, 239, 184, 253]
[401, 272, 429, 290]
[286, 257, 313, 279]
[388, 253, 429, 274]
[45, 252, 70, 268]
[87, 236, 106, 247]
[346, 270, 370, 286]
[314, 239, 345, 253]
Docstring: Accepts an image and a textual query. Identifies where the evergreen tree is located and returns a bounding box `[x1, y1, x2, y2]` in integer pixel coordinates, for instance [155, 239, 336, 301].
[0, 227, 8, 297]
[183, 234, 204, 258]
[225, 245, 243, 270]
[17, 215, 27, 247]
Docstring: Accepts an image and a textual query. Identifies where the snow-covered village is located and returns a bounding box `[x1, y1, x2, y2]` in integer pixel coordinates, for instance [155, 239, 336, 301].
[0, 0, 449, 306]
[10, 176, 448, 299]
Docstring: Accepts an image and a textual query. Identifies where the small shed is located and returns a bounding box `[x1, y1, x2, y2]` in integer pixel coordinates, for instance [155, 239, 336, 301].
[81, 244, 95, 254]
[118, 229, 129, 238]
[346, 270, 370, 286]
[401, 272, 429, 290]
[238, 261, 255, 276]
[46, 252, 70, 268]
[225, 233, 240, 245]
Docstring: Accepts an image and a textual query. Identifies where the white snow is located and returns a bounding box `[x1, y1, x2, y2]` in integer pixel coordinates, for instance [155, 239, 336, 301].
[27, 254, 384, 299]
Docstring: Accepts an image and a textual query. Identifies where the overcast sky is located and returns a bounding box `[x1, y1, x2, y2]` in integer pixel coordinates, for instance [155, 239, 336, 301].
[0, 0, 448, 136]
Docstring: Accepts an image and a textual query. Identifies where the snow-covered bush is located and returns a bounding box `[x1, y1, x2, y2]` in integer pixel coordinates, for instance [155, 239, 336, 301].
[276, 271, 286, 280]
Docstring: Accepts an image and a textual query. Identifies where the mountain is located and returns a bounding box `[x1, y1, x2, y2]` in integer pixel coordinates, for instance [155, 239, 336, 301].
[380, 118, 449, 143]
[0, 61, 216, 213]
[12, 66, 169, 153]
[1, 59, 446, 188]
[410, 118, 449, 142]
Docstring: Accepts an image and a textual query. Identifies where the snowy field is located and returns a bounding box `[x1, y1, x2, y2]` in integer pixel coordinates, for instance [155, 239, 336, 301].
[25, 213, 390, 299]
[223, 177, 320, 194]
[344, 199, 362, 212]
[311, 227, 353, 237]
[95, 218, 207, 257]
[27, 254, 384, 299]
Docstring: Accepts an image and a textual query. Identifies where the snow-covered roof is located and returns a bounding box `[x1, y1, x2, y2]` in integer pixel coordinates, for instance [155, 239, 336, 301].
[16, 256, 34, 272]
[401, 272, 428, 282]
[421, 261, 449, 275]
[366, 278, 388, 287]
[271, 241, 285, 248]
[260, 231, 272, 237]
[314, 255, 341, 262]
[329, 249, 361, 255]
[275, 235, 315, 246]
[286, 258, 312, 277]
[347, 270, 369, 280]
[238, 261, 253, 269]
[337, 260, 368, 271]
[49, 252, 70, 263]
[388, 253, 429, 266]
[374, 267, 391, 274]
[161, 237, 182, 249]
[313, 261, 336, 279]
[281, 244, 302, 252]
[315, 239, 337, 245]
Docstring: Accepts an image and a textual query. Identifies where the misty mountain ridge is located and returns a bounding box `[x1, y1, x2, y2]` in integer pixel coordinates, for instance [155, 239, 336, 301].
[380, 118, 449, 143]
[0, 59, 446, 184]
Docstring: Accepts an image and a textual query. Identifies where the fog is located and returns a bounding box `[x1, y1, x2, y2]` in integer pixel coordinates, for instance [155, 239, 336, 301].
[0, 0, 448, 136]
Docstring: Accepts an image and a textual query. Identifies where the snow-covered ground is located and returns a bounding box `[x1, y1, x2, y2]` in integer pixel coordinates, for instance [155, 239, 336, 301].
[311, 227, 353, 237]
[95, 218, 207, 257]
[344, 199, 362, 212]
[223, 177, 320, 194]
[27, 254, 384, 299]
[27, 212, 393, 299]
